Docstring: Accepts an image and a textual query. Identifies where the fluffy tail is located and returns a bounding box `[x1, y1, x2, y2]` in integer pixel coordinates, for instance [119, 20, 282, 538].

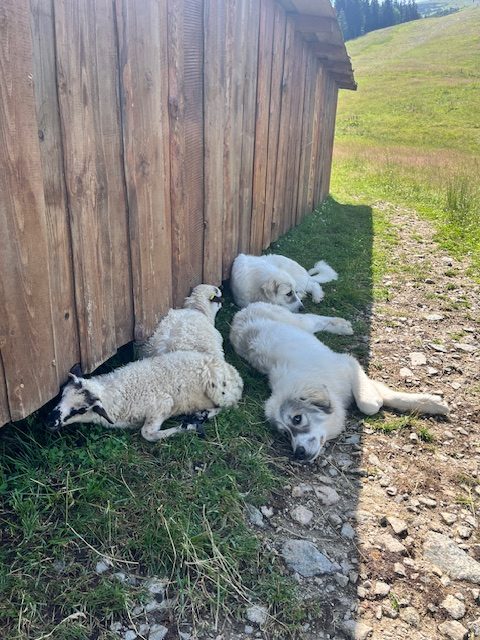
[372, 380, 449, 416]
[308, 260, 338, 283]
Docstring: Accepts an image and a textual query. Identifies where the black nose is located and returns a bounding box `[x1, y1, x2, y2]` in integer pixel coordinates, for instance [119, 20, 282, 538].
[294, 446, 306, 460]
[298, 303, 305, 313]
[45, 408, 62, 432]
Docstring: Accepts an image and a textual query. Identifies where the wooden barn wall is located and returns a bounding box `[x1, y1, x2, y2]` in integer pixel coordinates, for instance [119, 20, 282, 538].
[0, 0, 345, 426]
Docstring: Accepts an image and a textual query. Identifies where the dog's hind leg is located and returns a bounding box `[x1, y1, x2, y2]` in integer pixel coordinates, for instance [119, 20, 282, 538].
[371, 380, 449, 416]
[349, 359, 384, 415]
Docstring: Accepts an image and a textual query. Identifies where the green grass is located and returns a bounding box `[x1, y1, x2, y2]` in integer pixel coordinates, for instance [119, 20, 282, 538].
[333, 7, 480, 279]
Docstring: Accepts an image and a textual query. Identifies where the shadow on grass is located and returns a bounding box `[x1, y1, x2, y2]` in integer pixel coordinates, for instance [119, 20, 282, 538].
[0, 197, 375, 639]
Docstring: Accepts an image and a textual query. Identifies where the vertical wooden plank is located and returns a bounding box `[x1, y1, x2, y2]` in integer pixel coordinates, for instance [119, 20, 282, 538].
[116, 0, 172, 341]
[55, 0, 133, 370]
[237, 0, 260, 255]
[297, 51, 316, 221]
[0, 0, 58, 420]
[250, 0, 275, 255]
[0, 356, 10, 426]
[313, 64, 328, 209]
[29, 0, 80, 386]
[317, 74, 334, 204]
[203, 0, 226, 284]
[262, 3, 286, 249]
[168, 0, 204, 305]
[271, 14, 294, 243]
[290, 37, 308, 227]
[321, 80, 339, 200]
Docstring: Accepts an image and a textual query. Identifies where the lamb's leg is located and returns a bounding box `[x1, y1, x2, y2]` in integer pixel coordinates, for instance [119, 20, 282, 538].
[371, 380, 449, 416]
[349, 358, 384, 415]
[141, 416, 197, 442]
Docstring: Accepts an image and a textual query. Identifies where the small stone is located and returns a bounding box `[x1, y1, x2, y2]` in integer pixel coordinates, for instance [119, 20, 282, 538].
[400, 367, 415, 379]
[453, 342, 477, 353]
[419, 496, 437, 508]
[281, 539, 338, 577]
[291, 483, 313, 498]
[394, 562, 406, 576]
[427, 366, 440, 376]
[441, 595, 466, 620]
[244, 626, 254, 635]
[357, 586, 368, 599]
[314, 485, 340, 505]
[145, 577, 167, 596]
[290, 505, 314, 526]
[368, 453, 381, 466]
[400, 607, 420, 627]
[441, 512, 458, 525]
[149, 625, 169, 640]
[382, 604, 399, 619]
[425, 313, 445, 321]
[386, 516, 408, 536]
[245, 504, 265, 528]
[409, 432, 419, 442]
[124, 631, 137, 640]
[341, 523, 356, 539]
[430, 343, 448, 353]
[456, 526, 472, 540]
[110, 622, 123, 634]
[95, 558, 113, 574]
[424, 532, 480, 583]
[335, 572, 350, 587]
[375, 605, 383, 620]
[410, 352, 427, 366]
[378, 533, 406, 554]
[386, 486, 397, 496]
[260, 506, 273, 518]
[468, 619, 480, 637]
[328, 513, 343, 527]
[246, 605, 268, 626]
[373, 581, 390, 597]
[341, 619, 373, 639]
[179, 632, 191, 640]
[438, 620, 468, 639]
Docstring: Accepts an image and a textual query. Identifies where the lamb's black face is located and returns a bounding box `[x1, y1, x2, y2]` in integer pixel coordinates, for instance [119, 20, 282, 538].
[45, 375, 113, 431]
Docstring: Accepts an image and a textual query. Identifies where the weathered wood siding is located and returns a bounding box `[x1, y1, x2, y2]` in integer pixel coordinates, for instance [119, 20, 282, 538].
[0, 0, 352, 426]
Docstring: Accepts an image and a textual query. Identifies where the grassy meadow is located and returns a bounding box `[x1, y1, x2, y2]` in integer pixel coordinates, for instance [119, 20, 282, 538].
[332, 6, 480, 278]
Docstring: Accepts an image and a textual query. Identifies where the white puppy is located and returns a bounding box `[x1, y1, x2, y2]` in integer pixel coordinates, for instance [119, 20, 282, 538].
[140, 284, 224, 359]
[230, 253, 338, 311]
[230, 303, 449, 462]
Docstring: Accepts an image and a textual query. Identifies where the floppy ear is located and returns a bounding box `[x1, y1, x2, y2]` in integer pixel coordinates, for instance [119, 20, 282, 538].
[260, 278, 279, 299]
[69, 363, 84, 377]
[92, 403, 114, 424]
[301, 385, 332, 413]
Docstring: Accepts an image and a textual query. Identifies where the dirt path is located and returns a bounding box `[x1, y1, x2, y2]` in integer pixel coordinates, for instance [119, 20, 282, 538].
[205, 205, 479, 640]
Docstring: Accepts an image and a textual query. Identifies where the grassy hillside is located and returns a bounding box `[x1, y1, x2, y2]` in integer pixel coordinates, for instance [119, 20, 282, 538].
[332, 7, 480, 275]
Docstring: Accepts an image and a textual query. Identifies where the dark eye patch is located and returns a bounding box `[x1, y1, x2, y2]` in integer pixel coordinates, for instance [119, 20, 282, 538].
[65, 406, 88, 421]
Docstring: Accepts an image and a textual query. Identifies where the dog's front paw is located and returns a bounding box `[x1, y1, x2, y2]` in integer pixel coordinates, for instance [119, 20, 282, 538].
[327, 318, 353, 335]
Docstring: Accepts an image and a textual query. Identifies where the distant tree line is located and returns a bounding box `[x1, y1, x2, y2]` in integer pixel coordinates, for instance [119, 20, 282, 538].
[334, 0, 421, 40]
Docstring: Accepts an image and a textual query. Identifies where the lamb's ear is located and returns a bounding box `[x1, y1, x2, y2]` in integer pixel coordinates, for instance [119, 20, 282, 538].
[92, 403, 114, 424]
[69, 363, 84, 378]
[301, 385, 332, 413]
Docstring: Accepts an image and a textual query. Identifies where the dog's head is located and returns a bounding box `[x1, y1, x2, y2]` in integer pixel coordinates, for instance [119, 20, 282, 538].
[265, 387, 334, 462]
[44, 365, 113, 431]
[203, 360, 244, 408]
[184, 284, 223, 320]
[260, 278, 304, 312]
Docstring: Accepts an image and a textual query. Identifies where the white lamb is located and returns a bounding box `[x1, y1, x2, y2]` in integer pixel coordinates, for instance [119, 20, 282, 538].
[139, 284, 224, 359]
[45, 352, 243, 442]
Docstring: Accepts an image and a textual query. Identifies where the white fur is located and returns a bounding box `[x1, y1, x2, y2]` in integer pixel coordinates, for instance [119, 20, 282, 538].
[230, 303, 449, 461]
[139, 284, 224, 359]
[230, 253, 338, 310]
[47, 351, 243, 442]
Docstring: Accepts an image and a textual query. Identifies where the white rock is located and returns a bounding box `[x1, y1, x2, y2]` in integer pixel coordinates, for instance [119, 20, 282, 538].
[441, 512, 458, 525]
[400, 367, 415, 379]
[341, 523, 356, 539]
[245, 504, 265, 528]
[409, 352, 427, 366]
[441, 594, 466, 620]
[244, 625, 254, 634]
[335, 572, 349, 587]
[438, 620, 468, 639]
[424, 532, 480, 583]
[110, 622, 124, 634]
[290, 505, 314, 526]
[386, 516, 408, 536]
[424, 313, 445, 321]
[124, 631, 137, 640]
[342, 620, 373, 639]
[378, 533, 406, 554]
[427, 366, 440, 376]
[145, 577, 168, 596]
[314, 485, 340, 505]
[95, 558, 113, 574]
[281, 539, 338, 577]
[456, 526, 472, 540]
[453, 342, 477, 353]
[419, 496, 437, 508]
[374, 581, 391, 597]
[246, 605, 268, 626]
[291, 483, 313, 498]
[149, 624, 169, 640]
[394, 562, 406, 576]
[400, 607, 420, 627]
[260, 506, 274, 518]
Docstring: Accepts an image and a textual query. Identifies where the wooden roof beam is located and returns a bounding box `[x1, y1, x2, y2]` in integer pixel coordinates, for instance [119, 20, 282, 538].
[292, 14, 337, 33]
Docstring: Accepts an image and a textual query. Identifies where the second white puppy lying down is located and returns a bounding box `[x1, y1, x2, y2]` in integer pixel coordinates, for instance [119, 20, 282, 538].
[45, 351, 243, 442]
[230, 253, 338, 311]
[140, 284, 224, 359]
[230, 303, 449, 462]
